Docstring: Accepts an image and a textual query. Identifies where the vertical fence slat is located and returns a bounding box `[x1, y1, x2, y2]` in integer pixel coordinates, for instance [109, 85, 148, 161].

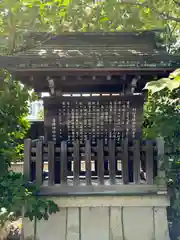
[61, 141, 67, 184]
[156, 138, 165, 185]
[146, 140, 154, 184]
[36, 140, 43, 185]
[133, 140, 141, 184]
[97, 139, 104, 185]
[122, 138, 129, 184]
[109, 139, 116, 184]
[23, 139, 32, 181]
[73, 140, 80, 185]
[85, 140, 92, 185]
[48, 141, 55, 185]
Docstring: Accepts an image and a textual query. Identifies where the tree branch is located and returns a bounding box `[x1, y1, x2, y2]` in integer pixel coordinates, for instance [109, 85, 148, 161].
[12, 32, 54, 55]
[120, 0, 180, 23]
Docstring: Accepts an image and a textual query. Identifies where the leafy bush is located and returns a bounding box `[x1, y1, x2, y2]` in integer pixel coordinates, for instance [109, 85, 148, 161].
[0, 71, 59, 238]
[144, 69, 180, 240]
[0, 70, 33, 174]
[0, 172, 59, 225]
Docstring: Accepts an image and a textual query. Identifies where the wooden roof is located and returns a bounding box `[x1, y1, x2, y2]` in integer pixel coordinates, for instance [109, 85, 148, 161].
[0, 31, 180, 72]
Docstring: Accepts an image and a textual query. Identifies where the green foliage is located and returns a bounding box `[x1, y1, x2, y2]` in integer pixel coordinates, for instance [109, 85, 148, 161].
[0, 70, 34, 174]
[0, 0, 179, 54]
[144, 71, 180, 239]
[0, 0, 179, 236]
[0, 172, 59, 226]
[144, 87, 180, 155]
[37, 109, 44, 120]
[0, 72, 59, 231]
[144, 69, 180, 94]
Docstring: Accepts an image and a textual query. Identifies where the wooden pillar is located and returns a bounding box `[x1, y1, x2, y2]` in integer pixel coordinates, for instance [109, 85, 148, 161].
[156, 137, 166, 186]
[23, 139, 32, 181]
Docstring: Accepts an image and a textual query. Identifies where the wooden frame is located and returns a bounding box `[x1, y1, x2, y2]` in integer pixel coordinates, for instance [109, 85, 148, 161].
[23, 138, 166, 196]
[43, 95, 144, 142]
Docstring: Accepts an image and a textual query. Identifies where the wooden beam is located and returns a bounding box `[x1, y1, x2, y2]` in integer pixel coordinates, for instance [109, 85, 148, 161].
[34, 86, 123, 93]
[22, 76, 126, 84]
[10, 67, 174, 77]
[43, 95, 144, 106]
[39, 184, 167, 196]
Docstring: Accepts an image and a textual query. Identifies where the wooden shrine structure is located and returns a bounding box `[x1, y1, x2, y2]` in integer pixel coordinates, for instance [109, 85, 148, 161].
[1, 31, 180, 188]
[1, 31, 179, 240]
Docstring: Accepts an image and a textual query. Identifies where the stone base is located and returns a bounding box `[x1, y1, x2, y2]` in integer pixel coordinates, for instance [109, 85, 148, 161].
[23, 194, 170, 240]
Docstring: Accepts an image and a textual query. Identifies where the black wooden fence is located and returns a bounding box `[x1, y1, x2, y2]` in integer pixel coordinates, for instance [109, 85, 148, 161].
[23, 138, 165, 187]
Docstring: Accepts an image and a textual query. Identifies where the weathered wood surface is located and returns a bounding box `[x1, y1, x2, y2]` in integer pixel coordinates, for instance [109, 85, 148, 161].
[36, 140, 43, 185]
[85, 140, 92, 185]
[109, 139, 116, 184]
[97, 139, 104, 184]
[133, 140, 141, 183]
[48, 141, 55, 185]
[43, 95, 144, 143]
[23, 138, 159, 189]
[73, 140, 80, 185]
[39, 184, 167, 196]
[61, 141, 68, 184]
[122, 138, 129, 184]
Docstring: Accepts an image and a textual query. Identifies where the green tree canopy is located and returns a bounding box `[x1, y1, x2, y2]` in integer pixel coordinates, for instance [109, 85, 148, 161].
[0, 0, 179, 55]
[143, 71, 180, 240]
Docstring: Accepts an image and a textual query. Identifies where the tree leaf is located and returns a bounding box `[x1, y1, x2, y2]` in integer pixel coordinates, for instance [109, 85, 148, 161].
[170, 69, 180, 79]
[143, 78, 170, 94]
[144, 69, 180, 94]
[168, 79, 180, 91]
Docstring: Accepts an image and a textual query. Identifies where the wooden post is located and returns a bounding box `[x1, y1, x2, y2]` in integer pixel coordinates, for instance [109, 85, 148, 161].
[60, 141, 68, 184]
[109, 139, 116, 184]
[122, 138, 129, 184]
[146, 140, 154, 185]
[97, 139, 104, 185]
[85, 140, 92, 185]
[36, 140, 43, 185]
[133, 140, 140, 184]
[23, 139, 32, 181]
[73, 140, 80, 185]
[48, 141, 55, 185]
[156, 137, 166, 185]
